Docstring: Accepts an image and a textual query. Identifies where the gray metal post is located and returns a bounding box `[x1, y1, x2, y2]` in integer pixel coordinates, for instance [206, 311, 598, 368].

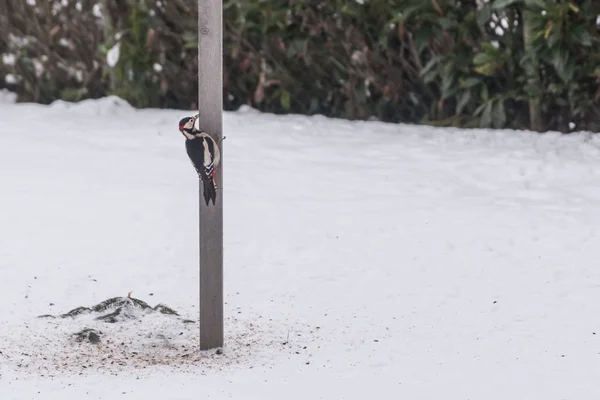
[197, 0, 223, 350]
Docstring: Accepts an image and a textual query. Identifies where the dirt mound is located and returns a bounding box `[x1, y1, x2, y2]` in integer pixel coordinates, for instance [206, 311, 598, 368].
[0, 295, 266, 377]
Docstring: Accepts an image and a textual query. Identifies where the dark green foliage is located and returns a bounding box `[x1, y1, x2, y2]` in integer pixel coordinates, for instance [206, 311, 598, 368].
[106, 2, 161, 107]
[2, 0, 600, 132]
[526, 0, 600, 132]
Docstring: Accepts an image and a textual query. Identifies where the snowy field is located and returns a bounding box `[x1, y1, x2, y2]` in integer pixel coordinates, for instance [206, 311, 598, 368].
[2, 91, 600, 399]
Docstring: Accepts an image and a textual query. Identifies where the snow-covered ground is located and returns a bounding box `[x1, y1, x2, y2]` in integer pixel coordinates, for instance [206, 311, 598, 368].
[2, 93, 600, 399]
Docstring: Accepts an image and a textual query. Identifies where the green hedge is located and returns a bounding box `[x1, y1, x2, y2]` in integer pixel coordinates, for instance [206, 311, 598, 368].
[1, 0, 600, 132]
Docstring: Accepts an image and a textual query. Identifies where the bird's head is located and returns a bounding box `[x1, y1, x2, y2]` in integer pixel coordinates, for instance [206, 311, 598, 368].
[178, 115, 197, 139]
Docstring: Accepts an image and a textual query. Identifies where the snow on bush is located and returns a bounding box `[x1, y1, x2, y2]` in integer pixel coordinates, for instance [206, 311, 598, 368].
[0, 89, 17, 104]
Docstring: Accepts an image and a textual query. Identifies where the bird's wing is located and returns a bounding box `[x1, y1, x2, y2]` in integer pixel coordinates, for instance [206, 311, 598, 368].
[185, 139, 205, 177]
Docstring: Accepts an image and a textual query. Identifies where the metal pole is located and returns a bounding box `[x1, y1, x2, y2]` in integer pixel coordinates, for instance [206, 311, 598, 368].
[197, 0, 223, 350]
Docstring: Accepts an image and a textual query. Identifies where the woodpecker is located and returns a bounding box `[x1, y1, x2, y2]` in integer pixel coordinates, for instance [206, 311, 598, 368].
[178, 114, 221, 206]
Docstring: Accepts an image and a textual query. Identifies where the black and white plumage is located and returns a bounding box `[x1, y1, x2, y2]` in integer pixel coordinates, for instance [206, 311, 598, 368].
[178, 115, 221, 206]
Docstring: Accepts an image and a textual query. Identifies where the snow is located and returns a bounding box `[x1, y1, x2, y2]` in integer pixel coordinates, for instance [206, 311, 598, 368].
[2, 96, 600, 398]
[4, 74, 19, 85]
[92, 3, 103, 19]
[106, 42, 120, 68]
[2, 53, 16, 66]
[0, 89, 17, 104]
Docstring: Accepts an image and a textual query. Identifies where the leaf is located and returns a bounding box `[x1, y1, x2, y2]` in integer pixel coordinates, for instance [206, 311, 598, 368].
[523, 83, 542, 97]
[571, 25, 591, 47]
[474, 102, 486, 117]
[554, 97, 568, 106]
[481, 42, 501, 57]
[421, 57, 440, 75]
[420, 57, 441, 83]
[493, 100, 506, 128]
[544, 21, 553, 40]
[461, 77, 481, 88]
[546, 30, 561, 48]
[438, 17, 456, 30]
[474, 62, 498, 76]
[456, 90, 471, 115]
[524, 0, 546, 8]
[491, 0, 519, 10]
[286, 39, 305, 57]
[476, 3, 492, 28]
[441, 73, 455, 99]
[379, 35, 389, 50]
[551, 47, 573, 82]
[568, 2, 580, 13]
[480, 101, 493, 128]
[414, 25, 433, 54]
[481, 84, 489, 101]
[422, 68, 439, 84]
[473, 52, 496, 65]
[329, 56, 347, 73]
[397, 5, 422, 23]
[443, 59, 455, 76]
[280, 89, 291, 110]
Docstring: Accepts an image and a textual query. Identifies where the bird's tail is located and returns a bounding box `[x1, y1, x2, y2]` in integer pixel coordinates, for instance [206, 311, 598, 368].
[201, 169, 217, 206]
